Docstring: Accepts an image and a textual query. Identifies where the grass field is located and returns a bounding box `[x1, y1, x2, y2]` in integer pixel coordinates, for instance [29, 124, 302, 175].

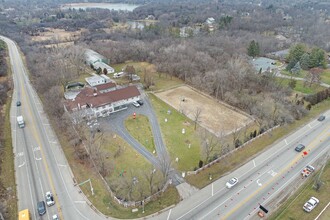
[149, 93, 202, 171]
[186, 98, 330, 188]
[276, 78, 325, 94]
[281, 68, 330, 86]
[59, 125, 179, 218]
[0, 99, 17, 220]
[270, 161, 330, 220]
[125, 114, 156, 154]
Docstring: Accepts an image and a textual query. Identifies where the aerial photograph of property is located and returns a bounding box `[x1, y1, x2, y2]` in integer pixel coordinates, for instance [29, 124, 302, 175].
[0, 0, 329, 220]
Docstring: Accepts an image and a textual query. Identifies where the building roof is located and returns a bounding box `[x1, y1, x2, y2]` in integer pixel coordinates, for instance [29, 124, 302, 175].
[85, 75, 105, 86]
[65, 85, 140, 111]
[85, 49, 106, 65]
[251, 57, 277, 72]
[95, 82, 116, 91]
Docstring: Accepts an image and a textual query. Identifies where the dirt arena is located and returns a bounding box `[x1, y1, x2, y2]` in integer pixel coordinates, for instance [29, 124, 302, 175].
[155, 85, 252, 135]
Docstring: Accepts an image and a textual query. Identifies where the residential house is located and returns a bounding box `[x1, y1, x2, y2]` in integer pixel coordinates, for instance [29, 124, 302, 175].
[85, 75, 106, 87]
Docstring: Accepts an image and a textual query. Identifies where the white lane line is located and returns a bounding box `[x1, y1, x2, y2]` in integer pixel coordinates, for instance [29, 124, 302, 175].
[18, 161, 25, 168]
[244, 144, 330, 219]
[284, 139, 288, 145]
[74, 201, 86, 204]
[315, 201, 330, 220]
[309, 124, 312, 128]
[253, 160, 256, 167]
[58, 164, 67, 167]
[212, 183, 214, 196]
[167, 209, 172, 220]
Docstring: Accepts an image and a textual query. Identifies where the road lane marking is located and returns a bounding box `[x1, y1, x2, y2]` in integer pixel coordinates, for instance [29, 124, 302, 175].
[246, 145, 330, 219]
[223, 127, 330, 220]
[167, 209, 172, 220]
[256, 179, 262, 186]
[267, 170, 277, 177]
[74, 201, 86, 204]
[284, 139, 288, 145]
[253, 160, 256, 167]
[309, 124, 312, 128]
[18, 161, 25, 168]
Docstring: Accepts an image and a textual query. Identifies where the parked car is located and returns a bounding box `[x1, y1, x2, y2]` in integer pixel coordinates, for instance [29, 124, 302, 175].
[45, 191, 55, 206]
[317, 115, 325, 121]
[37, 201, 46, 216]
[16, 101, 21, 106]
[303, 197, 319, 212]
[295, 144, 306, 152]
[132, 101, 140, 108]
[137, 100, 144, 106]
[226, 177, 238, 188]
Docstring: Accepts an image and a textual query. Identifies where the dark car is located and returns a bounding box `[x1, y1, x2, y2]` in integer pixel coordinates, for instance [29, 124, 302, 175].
[317, 115, 325, 121]
[16, 101, 21, 106]
[295, 144, 306, 152]
[37, 201, 46, 216]
[137, 100, 144, 106]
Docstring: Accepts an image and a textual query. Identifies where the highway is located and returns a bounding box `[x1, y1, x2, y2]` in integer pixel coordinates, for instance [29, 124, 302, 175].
[157, 110, 330, 220]
[1, 36, 106, 220]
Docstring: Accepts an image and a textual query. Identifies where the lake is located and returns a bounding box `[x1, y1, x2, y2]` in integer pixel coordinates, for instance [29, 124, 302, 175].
[61, 3, 140, 12]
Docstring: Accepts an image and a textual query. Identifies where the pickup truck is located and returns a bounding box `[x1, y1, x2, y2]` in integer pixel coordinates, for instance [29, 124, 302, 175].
[17, 115, 25, 128]
[301, 165, 315, 177]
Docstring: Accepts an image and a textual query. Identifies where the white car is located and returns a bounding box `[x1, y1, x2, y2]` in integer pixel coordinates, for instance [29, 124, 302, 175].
[132, 101, 140, 108]
[303, 197, 319, 212]
[226, 177, 238, 188]
[53, 214, 59, 220]
[45, 191, 55, 206]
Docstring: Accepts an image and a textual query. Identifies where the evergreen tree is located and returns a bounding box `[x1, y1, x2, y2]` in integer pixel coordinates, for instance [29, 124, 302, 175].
[300, 53, 310, 70]
[287, 43, 306, 66]
[247, 40, 260, 58]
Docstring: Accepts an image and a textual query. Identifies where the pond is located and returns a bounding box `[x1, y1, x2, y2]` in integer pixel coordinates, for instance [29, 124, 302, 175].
[61, 3, 140, 12]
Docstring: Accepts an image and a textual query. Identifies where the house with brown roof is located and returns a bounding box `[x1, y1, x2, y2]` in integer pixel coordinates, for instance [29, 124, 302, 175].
[64, 85, 141, 118]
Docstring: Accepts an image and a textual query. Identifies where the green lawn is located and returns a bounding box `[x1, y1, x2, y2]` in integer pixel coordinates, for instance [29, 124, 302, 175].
[125, 115, 156, 154]
[281, 68, 330, 86]
[276, 78, 325, 94]
[270, 161, 330, 220]
[148, 93, 202, 171]
[321, 69, 330, 85]
[58, 124, 179, 219]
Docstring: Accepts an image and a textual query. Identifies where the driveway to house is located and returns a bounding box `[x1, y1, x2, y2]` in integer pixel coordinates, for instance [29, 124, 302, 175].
[100, 88, 184, 185]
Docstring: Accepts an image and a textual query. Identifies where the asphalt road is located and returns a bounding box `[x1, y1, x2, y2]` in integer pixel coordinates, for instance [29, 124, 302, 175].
[156, 110, 330, 220]
[1, 36, 106, 220]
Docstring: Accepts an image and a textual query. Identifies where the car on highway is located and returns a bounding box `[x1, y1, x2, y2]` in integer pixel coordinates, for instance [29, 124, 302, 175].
[317, 115, 325, 121]
[301, 165, 315, 177]
[226, 177, 238, 188]
[45, 191, 55, 206]
[16, 101, 21, 106]
[295, 144, 305, 152]
[132, 101, 140, 108]
[303, 197, 319, 212]
[53, 214, 59, 220]
[37, 201, 46, 216]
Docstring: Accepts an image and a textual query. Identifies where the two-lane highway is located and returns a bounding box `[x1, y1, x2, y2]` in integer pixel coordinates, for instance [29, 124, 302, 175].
[1, 36, 106, 220]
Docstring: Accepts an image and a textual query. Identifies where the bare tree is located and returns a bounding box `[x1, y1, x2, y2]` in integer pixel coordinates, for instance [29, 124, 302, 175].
[193, 107, 202, 130]
[199, 128, 224, 163]
[158, 153, 172, 182]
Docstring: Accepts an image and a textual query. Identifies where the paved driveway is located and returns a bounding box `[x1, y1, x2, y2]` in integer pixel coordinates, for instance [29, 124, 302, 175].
[99, 89, 184, 185]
